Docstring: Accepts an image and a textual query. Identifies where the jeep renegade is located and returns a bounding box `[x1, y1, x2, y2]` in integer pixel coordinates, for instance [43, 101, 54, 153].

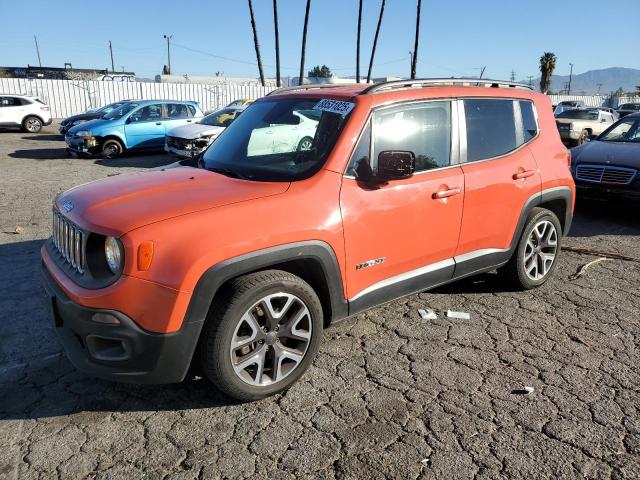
[42, 79, 575, 401]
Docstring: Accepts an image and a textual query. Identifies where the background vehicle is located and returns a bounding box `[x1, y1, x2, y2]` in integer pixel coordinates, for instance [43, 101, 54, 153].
[66, 100, 203, 158]
[247, 109, 319, 155]
[43, 79, 574, 401]
[556, 108, 616, 145]
[571, 112, 640, 200]
[165, 106, 243, 159]
[0, 94, 52, 132]
[616, 102, 640, 118]
[554, 100, 585, 116]
[59, 100, 131, 135]
[226, 99, 254, 109]
[591, 106, 619, 121]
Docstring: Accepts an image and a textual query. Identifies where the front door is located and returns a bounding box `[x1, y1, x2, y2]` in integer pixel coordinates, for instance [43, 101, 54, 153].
[455, 98, 542, 265]
[124, 103, 165, 149]
[340, 100, 465, 311]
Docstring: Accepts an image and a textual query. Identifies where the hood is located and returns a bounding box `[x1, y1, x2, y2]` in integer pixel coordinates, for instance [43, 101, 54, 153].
[67, 118, 111, 134]
[167, 123, 226, 140]
[62, 112, 103, 125]
[571, 140, 640, 169]
[56, 168, 290, 235]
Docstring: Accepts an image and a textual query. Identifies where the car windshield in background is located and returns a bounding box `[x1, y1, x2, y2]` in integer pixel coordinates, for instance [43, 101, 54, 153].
[599, 117, 640, 142]
[103, 103, 138, 120]
[202, 98, 350, 182]
[619, 104, 640, 110]
[97, 102, 124, 114]
[557, 110, 598, 120]
[200, 108, 239, 127]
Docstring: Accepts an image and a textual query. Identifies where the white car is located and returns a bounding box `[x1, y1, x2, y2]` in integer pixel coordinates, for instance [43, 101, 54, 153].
[0, 94, 52, 132]
[165, 107, 243, 159]
[247, 109, 318, 156]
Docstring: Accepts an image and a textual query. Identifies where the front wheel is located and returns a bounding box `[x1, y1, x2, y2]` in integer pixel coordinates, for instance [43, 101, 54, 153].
[22, 116, 43, 133]
[101, 139, 124, 158]
[200, 270, 323, 401]
[297, 136, 313, 151]
[499, 208, 562, 289]
[576, 129, 589, 145]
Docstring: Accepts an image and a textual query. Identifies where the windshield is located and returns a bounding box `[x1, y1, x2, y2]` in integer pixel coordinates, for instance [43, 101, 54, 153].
[598, 117, 640, 142]
[619, 104, 640, 110]
[103, 102, 139, 120]
[202, 98, 351, 181]
[200, 108, 240, 127]
[97, 102, 125, 114]
[557, 110, 598, 120]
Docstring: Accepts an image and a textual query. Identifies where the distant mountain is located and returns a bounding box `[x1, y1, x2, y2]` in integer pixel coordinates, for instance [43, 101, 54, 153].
[521, 67, 640, 94]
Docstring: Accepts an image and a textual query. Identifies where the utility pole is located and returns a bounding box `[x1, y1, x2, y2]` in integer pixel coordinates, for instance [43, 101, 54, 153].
[510, 70, 516, 82]
[567, 62, 573, 95]
[163, 34, 173, 74]
[356, 0, 362, 83]
[108, 40, 115, 72]
[478, 66, 486, 79]
[410, 0, 422, 79]
[527, 75, 533, 87]
[273, 0, 281, 87]
[33, 35, 42, 67]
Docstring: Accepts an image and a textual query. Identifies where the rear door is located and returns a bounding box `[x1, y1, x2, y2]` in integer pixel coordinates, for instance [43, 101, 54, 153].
[164, 103, 196, 133]
[124, 103, 165, 148]
[340, 100, 465, 308]
[454, 98, 541, 272]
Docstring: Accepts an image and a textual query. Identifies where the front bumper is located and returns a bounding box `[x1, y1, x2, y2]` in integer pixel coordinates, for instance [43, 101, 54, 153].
[575, 182, 640, 201]
[558, 129, 581, 141]
[43, 117, 53, 126]
[65, 134, 99, 156]
[42, 263, 202, 384]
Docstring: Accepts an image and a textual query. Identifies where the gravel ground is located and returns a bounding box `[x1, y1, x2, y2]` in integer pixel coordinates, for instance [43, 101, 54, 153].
[1, 123, 639, 479]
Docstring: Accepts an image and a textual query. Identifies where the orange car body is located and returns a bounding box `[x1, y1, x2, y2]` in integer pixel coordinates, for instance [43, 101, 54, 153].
[42, 82, 574, 383]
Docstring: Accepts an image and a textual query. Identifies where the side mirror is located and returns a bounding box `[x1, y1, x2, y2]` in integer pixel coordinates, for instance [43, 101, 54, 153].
[377, 151, 415, 180]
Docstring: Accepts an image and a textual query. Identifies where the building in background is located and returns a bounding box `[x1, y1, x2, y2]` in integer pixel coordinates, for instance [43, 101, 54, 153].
[0, 65, 136, 82]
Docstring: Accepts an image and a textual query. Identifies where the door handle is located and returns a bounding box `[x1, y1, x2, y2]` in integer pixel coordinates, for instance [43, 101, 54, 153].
[432, 188, 461, 199]
[155, 122, 162, 125]
[513, 170, 536, 180]
[186, 119, 192, 122]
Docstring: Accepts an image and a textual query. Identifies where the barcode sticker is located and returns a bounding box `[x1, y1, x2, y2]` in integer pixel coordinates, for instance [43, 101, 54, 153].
[313, 99, 355, 116]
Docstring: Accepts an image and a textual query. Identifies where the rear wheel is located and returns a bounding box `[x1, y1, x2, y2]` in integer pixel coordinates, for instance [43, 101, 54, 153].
[200, 270, 323, 401]
[297, 136, 313, 151]
[576, 129, 589, 145]
[499, 208, 562, 289]
[101, 139, 124, 158]
[22, 116, 42, 133]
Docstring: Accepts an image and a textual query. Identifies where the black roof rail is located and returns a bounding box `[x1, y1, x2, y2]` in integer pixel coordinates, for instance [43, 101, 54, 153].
[266, 83, 365, 96]
[360, 78, 533, 94]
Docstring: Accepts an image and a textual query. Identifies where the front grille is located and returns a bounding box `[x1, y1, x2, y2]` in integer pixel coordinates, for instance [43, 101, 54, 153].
[52, 209, 86, 274]
[166, 136, 191, 150]
[575, 164, 637, 185]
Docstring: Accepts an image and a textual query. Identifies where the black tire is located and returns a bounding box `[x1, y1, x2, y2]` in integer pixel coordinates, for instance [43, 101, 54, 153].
[576, 129, 589, 145]
[22, 116, 43, 133]
[199, 270, 323, 402]
[101, 139, 124, 158]
[499, 208, 562, 290]
[296, 136, 313, 151]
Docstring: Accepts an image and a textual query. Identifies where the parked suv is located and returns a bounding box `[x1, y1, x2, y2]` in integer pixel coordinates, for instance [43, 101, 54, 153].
[0, 94, 52, 132]
[42, 79, 574, 401]
[65, 100, 203, 158]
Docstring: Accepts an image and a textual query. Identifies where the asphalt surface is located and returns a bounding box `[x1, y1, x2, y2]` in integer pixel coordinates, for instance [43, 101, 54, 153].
[1, 123, 639, 479]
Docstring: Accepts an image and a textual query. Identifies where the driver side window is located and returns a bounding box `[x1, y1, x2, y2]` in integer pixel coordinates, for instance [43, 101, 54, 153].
[372, 101, 451, 172]
[129, 104, 163, 123]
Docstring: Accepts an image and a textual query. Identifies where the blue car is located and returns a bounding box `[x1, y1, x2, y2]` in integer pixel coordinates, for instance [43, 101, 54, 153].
[65, 100, 204, 158]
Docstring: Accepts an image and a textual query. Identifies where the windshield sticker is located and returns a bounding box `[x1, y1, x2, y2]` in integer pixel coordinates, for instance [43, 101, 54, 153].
[313, 99, 355, 116]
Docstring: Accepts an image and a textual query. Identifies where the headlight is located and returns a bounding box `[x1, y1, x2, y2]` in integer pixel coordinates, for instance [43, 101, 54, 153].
[75, 130, 92, 137]
[104, 236, 123, 274]
[568, 123, 576, 131]
[73, 119, 88, 126]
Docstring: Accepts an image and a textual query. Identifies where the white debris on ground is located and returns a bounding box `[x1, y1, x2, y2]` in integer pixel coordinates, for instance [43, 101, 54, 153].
[418, 308, 437, 320]
[446, 310, 470, 320]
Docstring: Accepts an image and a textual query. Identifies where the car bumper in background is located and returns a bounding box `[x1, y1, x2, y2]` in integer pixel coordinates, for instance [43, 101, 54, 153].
[41, 262, 201, 384]
[575, 182, 640, 200]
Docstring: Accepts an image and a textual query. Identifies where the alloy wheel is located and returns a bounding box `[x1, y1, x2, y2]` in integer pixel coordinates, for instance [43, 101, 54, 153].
[26, 118, 41, 132]
[229, 292, 312, 387]
[298, 139, 313, 151]
[523, 220, 558, 281]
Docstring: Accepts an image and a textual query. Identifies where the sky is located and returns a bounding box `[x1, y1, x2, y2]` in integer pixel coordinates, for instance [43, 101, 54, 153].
[1, 0, 638, 81]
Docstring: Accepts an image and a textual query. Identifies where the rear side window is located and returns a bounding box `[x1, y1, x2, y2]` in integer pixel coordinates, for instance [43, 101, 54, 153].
[464, 99, 516, 162]
[167, 103, 191, 119]
[373, 101, 451, 172]
[520, 101, 538, 142]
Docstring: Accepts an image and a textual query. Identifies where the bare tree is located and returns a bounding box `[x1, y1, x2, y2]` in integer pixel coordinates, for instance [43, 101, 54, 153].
[410, 0, 422, 79]
[247, 0, 265, 86]
[356, 0, 363, 83]
[366, 0, 386, 83]
[273, 0, 281, 87]
[299, 0, 311, 86]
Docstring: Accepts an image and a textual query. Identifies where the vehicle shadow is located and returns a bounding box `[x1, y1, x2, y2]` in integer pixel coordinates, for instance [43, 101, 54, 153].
[569, 198, 640, 238]
[431, 271, 518, 295]
[94, 152, 175, 169]
[8, 148, 69, 160]
[21, 135, 64, 142]
[0, 239, 239, 419]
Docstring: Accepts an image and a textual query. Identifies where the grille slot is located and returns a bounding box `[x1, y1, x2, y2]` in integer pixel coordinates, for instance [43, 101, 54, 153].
[575, 164, 636, 185]
[52, 209, 85, 274]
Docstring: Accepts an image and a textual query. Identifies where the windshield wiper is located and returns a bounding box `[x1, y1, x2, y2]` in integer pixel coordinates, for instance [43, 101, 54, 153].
[207, 166, 253, 180]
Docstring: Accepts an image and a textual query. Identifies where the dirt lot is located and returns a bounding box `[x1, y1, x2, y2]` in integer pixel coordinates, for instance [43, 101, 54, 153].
[1, 123, 639, 479]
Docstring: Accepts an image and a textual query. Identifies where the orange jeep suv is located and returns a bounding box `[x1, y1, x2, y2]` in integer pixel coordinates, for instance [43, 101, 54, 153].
[42, 79, 574, 401]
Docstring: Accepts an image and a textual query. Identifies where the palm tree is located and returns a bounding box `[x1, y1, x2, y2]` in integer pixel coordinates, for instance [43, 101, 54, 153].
[539, 52, 557, 94]
[273, 0, 281, 87]
[411, 0, 422, 79]
[299, 0, 311, 86]
[366, 0, 386, 83]
[247, 0, 265, 86]
[356, 0, 363, 83]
